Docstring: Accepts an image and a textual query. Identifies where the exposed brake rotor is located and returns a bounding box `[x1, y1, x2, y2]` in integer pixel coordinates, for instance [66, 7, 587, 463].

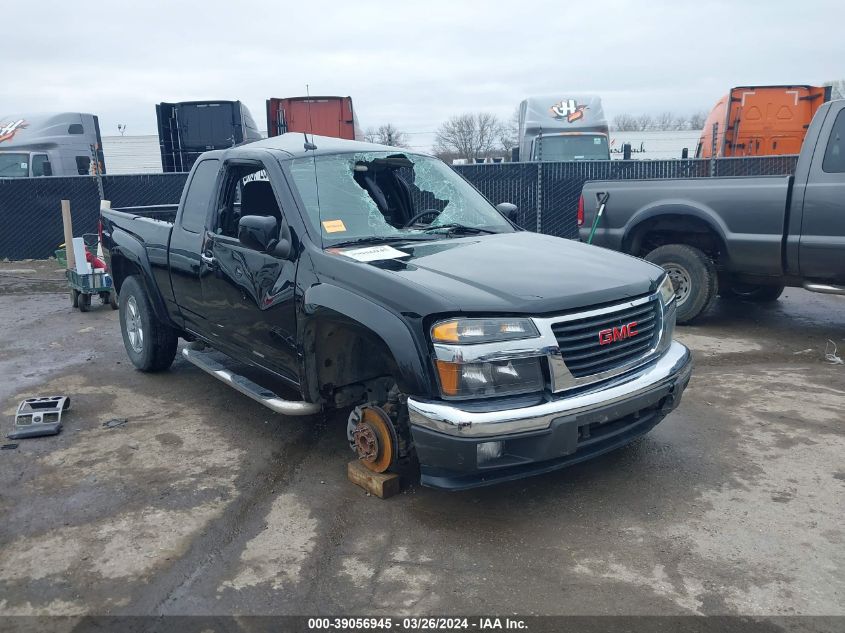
[347, 404, 399, 473]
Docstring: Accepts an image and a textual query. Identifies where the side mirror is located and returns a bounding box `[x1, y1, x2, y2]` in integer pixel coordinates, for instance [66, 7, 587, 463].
[238, 215, 279, 252]
[496, 202, 518, 222]
[511, 147, 520, 162]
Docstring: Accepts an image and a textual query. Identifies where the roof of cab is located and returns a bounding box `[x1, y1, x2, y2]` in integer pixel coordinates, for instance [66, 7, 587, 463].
[238, 133, 420, 158]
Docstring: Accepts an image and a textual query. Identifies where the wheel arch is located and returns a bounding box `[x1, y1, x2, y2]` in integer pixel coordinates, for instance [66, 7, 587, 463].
[300, 283, 434, 405]
[107, 233, 170, 323]
[622, 204, 731, 266]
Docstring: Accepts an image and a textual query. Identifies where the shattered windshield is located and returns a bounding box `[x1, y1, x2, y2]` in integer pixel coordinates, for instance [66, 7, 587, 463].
[287, 151, 513, 243]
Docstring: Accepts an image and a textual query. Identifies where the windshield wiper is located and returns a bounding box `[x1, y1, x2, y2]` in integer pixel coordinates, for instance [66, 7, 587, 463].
[422, 223, 498, 235]
[329, 235, 431, 248]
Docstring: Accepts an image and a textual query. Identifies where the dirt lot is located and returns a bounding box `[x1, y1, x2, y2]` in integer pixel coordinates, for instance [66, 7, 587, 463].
[0, 260, 843, 617]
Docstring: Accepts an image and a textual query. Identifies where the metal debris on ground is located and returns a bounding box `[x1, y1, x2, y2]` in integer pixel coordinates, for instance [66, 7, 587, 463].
[7, 396, 70, 439]
[102, 418, 129, 429]
[1, 443, 19, 450]
[825, 340, 844, 365]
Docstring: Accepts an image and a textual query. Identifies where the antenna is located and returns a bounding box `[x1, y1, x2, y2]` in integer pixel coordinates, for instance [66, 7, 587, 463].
[304, 84, 323, 248]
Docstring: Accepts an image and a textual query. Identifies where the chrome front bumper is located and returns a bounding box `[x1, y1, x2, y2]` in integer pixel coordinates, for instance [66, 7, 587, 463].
[408, 341, 692, 438]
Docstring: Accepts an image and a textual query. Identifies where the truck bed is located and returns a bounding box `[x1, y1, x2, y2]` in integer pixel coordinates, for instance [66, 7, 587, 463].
[103, 206, 176, 245]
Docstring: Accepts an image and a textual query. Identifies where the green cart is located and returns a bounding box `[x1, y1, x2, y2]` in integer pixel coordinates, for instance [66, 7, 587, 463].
[57, 234, 119, 312]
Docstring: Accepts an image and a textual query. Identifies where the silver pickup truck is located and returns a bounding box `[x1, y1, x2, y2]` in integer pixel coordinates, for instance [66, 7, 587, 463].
[580, 99, 845, 323]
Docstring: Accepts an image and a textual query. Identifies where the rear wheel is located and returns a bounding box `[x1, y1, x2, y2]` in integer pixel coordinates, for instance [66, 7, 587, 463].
[645, 244, 717, 324]
[119, 275, 178, 372]
[722, 282, 785, 303]
[70, 289, 79, 308]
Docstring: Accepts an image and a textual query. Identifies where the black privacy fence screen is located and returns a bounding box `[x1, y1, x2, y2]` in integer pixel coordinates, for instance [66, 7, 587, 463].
[0, 156, 797, 260]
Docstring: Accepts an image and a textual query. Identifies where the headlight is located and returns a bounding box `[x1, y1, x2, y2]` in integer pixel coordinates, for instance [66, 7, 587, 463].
[657, 275, 677, 353]
[435, 357, 544, 399]
[658, 274, 676, 305]
[431, 318, 538, 343]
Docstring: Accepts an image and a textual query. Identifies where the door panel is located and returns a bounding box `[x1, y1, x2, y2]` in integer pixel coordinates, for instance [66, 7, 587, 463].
[198, 157, 300, 382]
[800, 108, 845, 282]
[169, 158, 220, 335]
[202, 236, 299, 382]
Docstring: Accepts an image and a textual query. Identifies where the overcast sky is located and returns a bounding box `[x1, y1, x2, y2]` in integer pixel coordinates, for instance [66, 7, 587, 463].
[2, 0, 843, 151]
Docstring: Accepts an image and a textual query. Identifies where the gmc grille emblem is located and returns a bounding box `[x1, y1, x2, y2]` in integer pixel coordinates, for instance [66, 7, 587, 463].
[598, 321, 639, 346]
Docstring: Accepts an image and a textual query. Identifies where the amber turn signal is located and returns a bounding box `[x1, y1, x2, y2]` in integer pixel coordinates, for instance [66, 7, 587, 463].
[435, 360, 460, 396]
[431, 321, 459, 343]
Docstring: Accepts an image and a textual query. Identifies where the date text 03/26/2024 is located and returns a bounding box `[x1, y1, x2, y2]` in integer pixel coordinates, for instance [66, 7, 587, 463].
[307, 617, 528, 630]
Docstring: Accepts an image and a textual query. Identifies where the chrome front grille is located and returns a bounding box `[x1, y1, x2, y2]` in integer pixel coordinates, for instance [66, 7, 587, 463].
[551, 298, 661, 379]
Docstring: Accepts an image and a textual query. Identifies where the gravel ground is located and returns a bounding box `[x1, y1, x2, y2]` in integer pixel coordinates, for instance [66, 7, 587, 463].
[0, 260, 843, 618]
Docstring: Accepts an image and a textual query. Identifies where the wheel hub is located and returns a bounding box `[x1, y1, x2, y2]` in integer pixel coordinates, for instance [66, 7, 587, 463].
[352, 423, 379, 463]
[125, 296, 144, 353]
[347, 405, 398, 473]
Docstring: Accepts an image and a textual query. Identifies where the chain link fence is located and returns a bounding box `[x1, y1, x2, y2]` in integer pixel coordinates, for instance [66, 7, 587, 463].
[102, 173, 188, 208]
[713, 154, 798, 177]
[0, 176, 101, 261]
[0, 173, 193, 260]
[451, 162, 540, 231]
[1, 155, 798, 260]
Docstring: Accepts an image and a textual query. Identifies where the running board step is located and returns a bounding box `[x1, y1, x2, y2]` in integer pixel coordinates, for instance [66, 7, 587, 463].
[181, 346, 320, 416]
[803, 281, 845, 296]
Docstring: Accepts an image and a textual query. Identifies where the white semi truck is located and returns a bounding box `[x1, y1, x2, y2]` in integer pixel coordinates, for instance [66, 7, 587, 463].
[516, 95, 610, 162]
[0, 112, 105, 178]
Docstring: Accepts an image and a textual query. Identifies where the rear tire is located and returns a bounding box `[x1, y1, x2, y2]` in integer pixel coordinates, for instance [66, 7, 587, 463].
[645, 244, 717, 324]
[119, 275, 178, 372]
[722, 283, 785, 302]
[70, 289, 79, 308]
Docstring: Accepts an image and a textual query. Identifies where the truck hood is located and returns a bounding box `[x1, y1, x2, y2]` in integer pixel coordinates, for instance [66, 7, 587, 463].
[324, 231, 663, 316]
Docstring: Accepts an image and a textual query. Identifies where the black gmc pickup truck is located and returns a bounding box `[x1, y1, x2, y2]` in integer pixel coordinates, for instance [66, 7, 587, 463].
[101, 134, 691, 490]
[580, 99, 845, 323]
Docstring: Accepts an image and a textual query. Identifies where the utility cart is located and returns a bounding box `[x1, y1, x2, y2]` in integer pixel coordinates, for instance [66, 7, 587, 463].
[57, 233, 118, 312]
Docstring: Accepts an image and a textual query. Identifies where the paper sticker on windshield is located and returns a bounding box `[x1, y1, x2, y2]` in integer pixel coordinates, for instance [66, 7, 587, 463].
[337, 245, 410, 262]
[322, 219, 347, 233]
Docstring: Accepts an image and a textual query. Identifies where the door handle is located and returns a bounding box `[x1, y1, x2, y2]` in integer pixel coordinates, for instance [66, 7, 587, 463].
[200, 253, 216, 267]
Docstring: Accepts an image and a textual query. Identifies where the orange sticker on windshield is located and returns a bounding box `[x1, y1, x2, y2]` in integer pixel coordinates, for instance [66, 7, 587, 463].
[322, 219, 347, 233]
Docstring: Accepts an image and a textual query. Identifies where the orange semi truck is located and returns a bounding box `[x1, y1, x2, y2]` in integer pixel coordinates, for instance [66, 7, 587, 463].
[266, 96, 361, 140]
[696, 85, 831, 158]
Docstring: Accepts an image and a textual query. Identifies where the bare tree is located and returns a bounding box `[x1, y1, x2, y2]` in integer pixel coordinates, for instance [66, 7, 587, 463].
[433, 112, 503, 162]
[612, 113, 639, 131]
[688, 111, 708, 130]
[364, 123, 409, 148]
[824, 79, 845, 100]
[636, 114, 654, 131]
[616, 111, 712, 132]
[654, 111, 675, 131]
[498, 107, 520, 158]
